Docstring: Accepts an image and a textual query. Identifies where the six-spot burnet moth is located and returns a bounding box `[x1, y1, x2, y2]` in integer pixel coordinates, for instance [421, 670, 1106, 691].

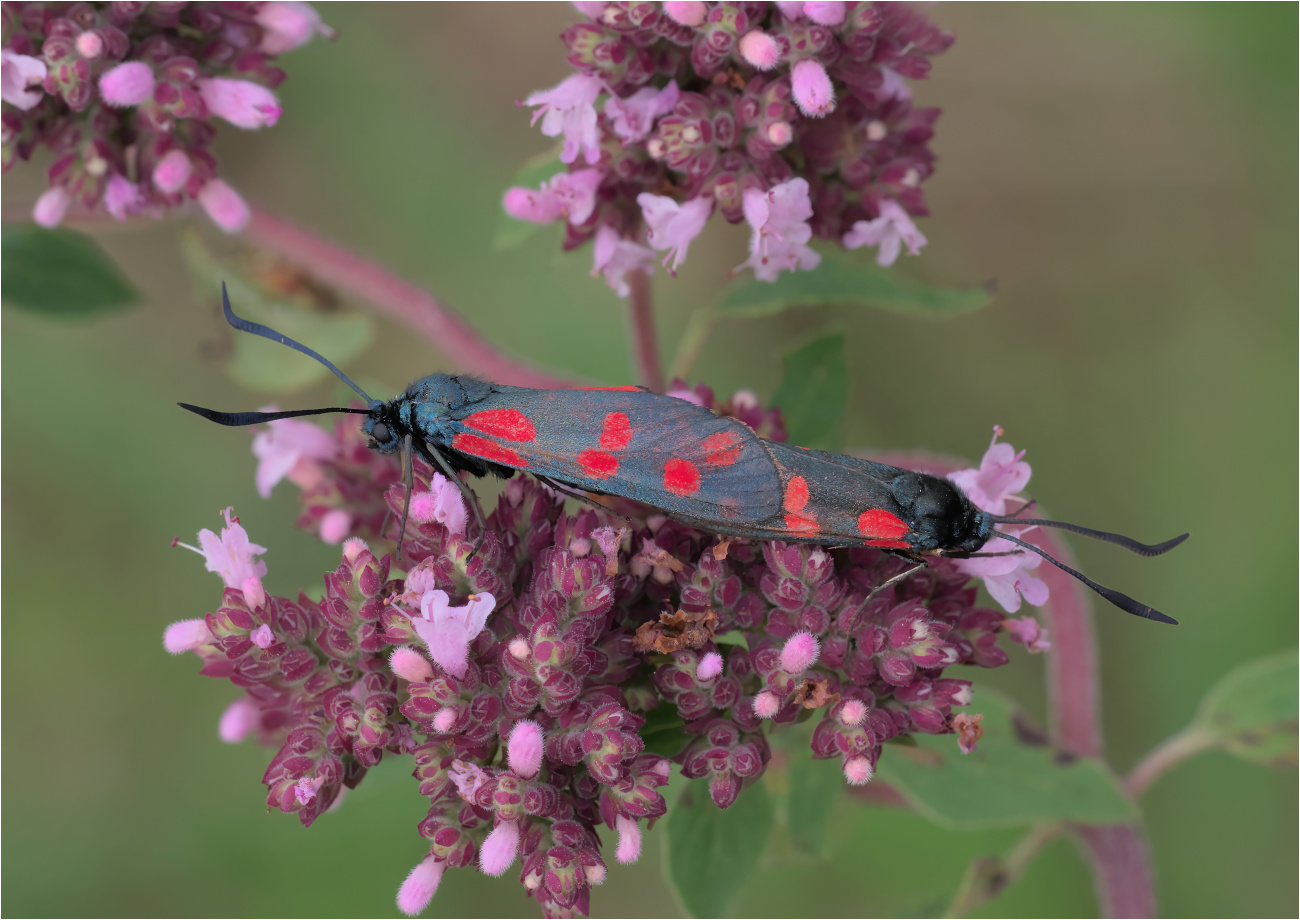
[180, 283, 1188, 624]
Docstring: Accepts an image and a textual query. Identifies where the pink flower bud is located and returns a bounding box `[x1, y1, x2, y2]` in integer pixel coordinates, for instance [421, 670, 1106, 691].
[738, 30, 781, 69]
[241, 576, 266, 610]
[584, 863, 606, 886]
[218, 697, 259, 743]
[791, 58, 835, 118]
[198, 77, 282, 129]
[317, 508, 352, 544]
[163, 618, 213, 654]
[865, 119, 887, 142]
[342, 537, 369, 564]
[569, 537, 591, 557]
[397, 856, 444, 917]
[152, 149, 192, 194]
[432, 707, 458, 733]
[102, 174, 141, 221]
[615, 815, 642, 864]
[507, 720, 545, 779]
[75, 31, 104, 58]
[766, 120, 793, 146]
[779, 631, 821, 674]
[32, 187, 71, 228]
[390, 647, 434, 683]
[843, 755, 874, 785]
[251, 624, 275, 649]
[753, 690, 780, 719]
[696, 651, 724, 681]
[508, 637, 531, 660]
[98, 61, 154, 107]
[663, 1, 706, 26]
[197, 179, 251, 233]
[479, 819, 521, 876]
[839, 698, 868, 726]
[503, 186, 562, 224]
[804, 1, 846, 26]
[776, 2, 806, 19]
[256, 1, 329, 55]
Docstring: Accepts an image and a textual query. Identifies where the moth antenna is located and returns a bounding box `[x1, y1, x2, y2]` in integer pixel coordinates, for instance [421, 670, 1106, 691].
[178, 404, 370, 426]
[396, 434, 414, 562]
[992, 531, 1179, 625]
[218, 280, 376, 407]
[1007, 499, 1036, 518]
[992, 517, 1189, 558]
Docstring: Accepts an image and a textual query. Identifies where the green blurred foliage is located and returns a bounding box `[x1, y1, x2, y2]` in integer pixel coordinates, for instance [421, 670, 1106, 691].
[2, 4, 1295, 918]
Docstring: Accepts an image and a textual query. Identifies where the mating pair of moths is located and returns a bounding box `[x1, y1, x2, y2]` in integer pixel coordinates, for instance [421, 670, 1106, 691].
[182, 284, 1186, 624]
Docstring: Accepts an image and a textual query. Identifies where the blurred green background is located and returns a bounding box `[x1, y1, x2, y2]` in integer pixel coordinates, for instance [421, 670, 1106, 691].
[3, 4, 1295, 917]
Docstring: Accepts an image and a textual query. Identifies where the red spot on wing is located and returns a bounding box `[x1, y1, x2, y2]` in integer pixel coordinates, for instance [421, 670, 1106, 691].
[783, 476, 810, 513]
[858, 509, 909, 539]
[663, 458, 701, 496]
[452, 433, 529, 467]
[701, 430, 743, 465]
[464, 408, 536, 442]
[866, 539, 912, 549]
[576, 449, 619, 479]
[599, 412, 633, 451]
[784, 512, 819, 535]
[582, 386, 641, 391]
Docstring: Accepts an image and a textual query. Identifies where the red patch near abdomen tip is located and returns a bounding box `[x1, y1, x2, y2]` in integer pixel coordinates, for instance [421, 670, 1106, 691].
[599, 412, 633, 451]
[663, 458, 701, 496]
[701, 430, 743, 465]
[866, 539, 912, 549]
[783, 475, 809, 513]
[784, 512, 819, 535]
[581, 386, 641, 391]
[452, 433, 529, 468]
[858, 509, 909, 540]
[576, 449, 619, 479]
[464, 408, 537, 442]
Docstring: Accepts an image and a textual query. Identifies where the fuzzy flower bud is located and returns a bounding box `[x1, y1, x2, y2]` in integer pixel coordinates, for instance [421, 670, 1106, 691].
[218, 697, 259, 743]
[342, 537, 369, 564]
[396, 855, 445, 917]
[257, 1, 331, 55]
[664, 2, 706, 27]
[840, 698, 869, 726]
[697, 651, 724, 681]
[753, 690, 780, 719]
[152, 150, 193, 195]
[739, 31, 781, 70]
[779, 631, 821, 674]
[163, 619, 213, 654]
[791, 59, 835, 118]
[197, 179, 251, 233]
[318, 508, 352, 544]
[614, 815, 642, 864]
[479, 819, 522, 876]
[32, 187, 71, 228]
[803, 2, 847, 26]
[843, 755, 874, 785]
[198, 78, 283, 129]
[391, 647, 435, 682]
[507, 720, 545, 779]
[98, 61, 154, 107]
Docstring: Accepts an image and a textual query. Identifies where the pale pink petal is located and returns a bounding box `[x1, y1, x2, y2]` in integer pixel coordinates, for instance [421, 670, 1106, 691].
[396, 856, 444, 917]
[804, 1, 846, 26]
[218, 696, 259, 742]
[102, 175, 141, 221]
[98, 61, 154, 107]
[1, 49, 47, 109]
[198, 77, 282, 129]
[605, 81, 679, 143]
[524, 73, 605, 165]
[479, 820, 521, 876]
[637, 193, 712, 274]
[163, 618, 213, 654]
[614, 815, 642, 864]
[32, 187, 71, 228]
[592, 224, 655, 296]
[198, 179, 251, 233]
[256, 1, 330, 55]
[152, 149, 193, 194]
[318, 509, 352, 544]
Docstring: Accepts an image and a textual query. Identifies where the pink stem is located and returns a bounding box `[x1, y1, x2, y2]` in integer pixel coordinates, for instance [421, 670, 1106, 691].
[869, 450, 1157, 918]
[624, 270, 664, 391]
[243, 208, 579, 390]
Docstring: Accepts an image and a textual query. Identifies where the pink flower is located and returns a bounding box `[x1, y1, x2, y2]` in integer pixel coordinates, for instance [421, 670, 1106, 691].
[506, 720, 545, 779]
[342, 537, 369, 564]
[178, 507, 268, 589]
[294, 775, 325, 805]
[152, 150, 193, 195]
[791, 59, 835, 118]
[318, 509, 352, 544]
[839, 698, 868, 726]
[605, 81, 679, 144]
[524, 73, 605, 166]
[736, 178, 821, 282]
[953, 534, 1048, 613]
[779, 631, 821, 674]
[2, 49, 46, 110]
[163, 619, 214, 654]
[411, 590, 497, 678]
[449, 759, 490, 800]
[636, 194, 712, 275]
[76, 31, 104, 59]
[666, 387, 704, 406]
[252, 411, 339, 498]
[878, 65, 912, 102]
[218, 696, 259, 743]
[615, 815, 642, 864]
[776, 2, 807, 18]
[591, 225, 656, 296]
[663, 1, 706, 26]
[256, 1, 331, 55]
[242, 576, 266, 610]
[1005, 617, 1051, 654]
[396, 856, 445, 917]
[753, 690, 780, 719]
[804, 2, 847, 26]
[502, 168, 602, 225]
[843, 755, 874, 785]
[103, 175, 142, 221]
[197, 179, 251, 233]
[696, 652, 724, 681]
[98, 61, 154, 107]
[32, 187, 71, 228]
[251, 624, 275, 649]
[198, 77, 282, 129]
[738, 31, 781, 70]
[948, 427, 1032, 516]
[842, 198, 927, 267]
[408, 472, 468, 535]
[433, 707, 458, 733]
[479, 819, 522, 876]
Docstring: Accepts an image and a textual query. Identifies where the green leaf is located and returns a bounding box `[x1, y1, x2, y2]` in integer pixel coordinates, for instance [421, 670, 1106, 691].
[786, 755, 843, 856]
[713, 630, 750, 650]
[665, 778, 774, 917]
[713, 246, 993, 318]
[770, 332, 847, 446]
[180, 229, 375, 393]
[640, 703, 691, 759]
[1, 226, 140, 319]
[1193, 648, 1298, 767]
[492, 148, 567, 251]
[873, 689, 1137, 830]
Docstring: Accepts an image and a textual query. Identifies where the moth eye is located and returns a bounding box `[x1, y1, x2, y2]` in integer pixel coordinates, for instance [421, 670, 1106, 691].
[371, 422, 390, 442]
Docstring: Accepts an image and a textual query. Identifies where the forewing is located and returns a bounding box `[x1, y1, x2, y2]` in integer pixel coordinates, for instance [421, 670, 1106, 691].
[443, 387, 782, 524]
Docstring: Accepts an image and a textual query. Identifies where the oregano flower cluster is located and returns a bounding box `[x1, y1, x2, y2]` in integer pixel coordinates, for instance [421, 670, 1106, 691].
[166, 389, 1049, 918]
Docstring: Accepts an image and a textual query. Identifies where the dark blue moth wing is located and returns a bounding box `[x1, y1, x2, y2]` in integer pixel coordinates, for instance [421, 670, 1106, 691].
[437, 385, 783, 525]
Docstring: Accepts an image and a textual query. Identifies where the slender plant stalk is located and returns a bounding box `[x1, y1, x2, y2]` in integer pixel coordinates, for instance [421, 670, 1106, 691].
[667, 308, 719, 383]
[944, 821, 1065, 918]
[243, 208, 578, 390]
[1126, 727, 1217, 798]
[624, 270, 664, 391]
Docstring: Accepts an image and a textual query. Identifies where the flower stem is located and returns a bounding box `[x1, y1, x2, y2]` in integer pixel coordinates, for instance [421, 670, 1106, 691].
[667, 308, 719, 383]
[1125, 727, 1217, 798]
[944, 821, 1064, 918]
[624, 270, 664, 391]
[243, 208, 578, 389]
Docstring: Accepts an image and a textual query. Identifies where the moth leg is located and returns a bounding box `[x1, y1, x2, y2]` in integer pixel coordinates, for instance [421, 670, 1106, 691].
[866, 562, 928, 603]
[417, 440, 489, 560]
[534, 475, 635, 526]
[396, 434, 415, 562]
